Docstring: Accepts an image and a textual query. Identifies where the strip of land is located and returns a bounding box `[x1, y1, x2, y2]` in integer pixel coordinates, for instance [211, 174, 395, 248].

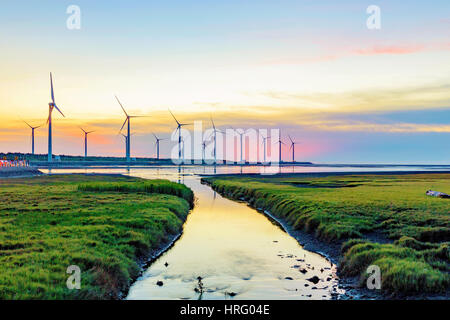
[0, 174, 193, 299]
[0, 167, 42, 178]
[202, 173, 450, 296]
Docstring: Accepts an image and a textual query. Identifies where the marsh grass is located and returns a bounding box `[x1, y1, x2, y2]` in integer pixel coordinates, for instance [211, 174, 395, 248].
[0, 174, 192, 299]
[204, 174, 450, 294]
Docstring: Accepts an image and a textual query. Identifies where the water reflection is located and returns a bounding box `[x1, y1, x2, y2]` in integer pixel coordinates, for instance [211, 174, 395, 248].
[126, 173, 340, 300]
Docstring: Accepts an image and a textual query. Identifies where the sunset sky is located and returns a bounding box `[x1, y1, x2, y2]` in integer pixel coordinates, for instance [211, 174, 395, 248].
[0, 0, 449, 163]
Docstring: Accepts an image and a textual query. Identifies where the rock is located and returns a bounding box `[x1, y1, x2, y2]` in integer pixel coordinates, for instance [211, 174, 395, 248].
[285, 277, 293, 280]
[164, 262, 169, 267]
[304, 284, 309, 287]
[306, 276, 320, 284]
[426, 190, 450, 198]
[156, 281, 164, 286]
[326, 277, 332, 281]
[228, 292, 237, 297]
[299, 268, 308, 274]
[312, 287, 317, 290]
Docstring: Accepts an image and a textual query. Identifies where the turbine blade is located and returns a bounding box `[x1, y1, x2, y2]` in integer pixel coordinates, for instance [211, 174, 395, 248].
[50, 72, 55, 104]
[115, 95, 128, 117]
[168, 109, 180, 125]
[54, 105, 65, 117]
[288, 135, 294, 143]
[120, 118, 128, 131]
[23, 120, 32, 129]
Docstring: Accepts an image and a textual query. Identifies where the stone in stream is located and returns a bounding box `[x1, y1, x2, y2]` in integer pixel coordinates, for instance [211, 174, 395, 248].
[306, 276, 320, 284]
[285, 277, 294, 280]
[299, 268, 308, 274]
[156, 281, 164, 286]
[164, 262, 169, 267]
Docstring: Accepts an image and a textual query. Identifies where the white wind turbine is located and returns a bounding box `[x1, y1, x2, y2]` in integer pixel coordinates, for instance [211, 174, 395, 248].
[115, 95, 146, 162]
[24, 121, 42, 155]
[79, 127, 95, 158]
[47, 73, 65, 162]
[169, 109, 191, 162]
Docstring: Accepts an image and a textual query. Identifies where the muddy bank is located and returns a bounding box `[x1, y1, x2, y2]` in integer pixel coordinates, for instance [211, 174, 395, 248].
[0, 167, 43, 178]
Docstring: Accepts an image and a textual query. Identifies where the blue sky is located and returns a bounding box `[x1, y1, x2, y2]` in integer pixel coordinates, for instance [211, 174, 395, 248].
[0, 1, 449, 163]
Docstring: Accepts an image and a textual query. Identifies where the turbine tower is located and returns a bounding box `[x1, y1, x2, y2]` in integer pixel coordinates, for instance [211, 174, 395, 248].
[210, 117, 222, 164]
[152, 133, 165, 160]
[288, 135, 300, 163]
[47, 73, 65, 162]
[24, 121, 42, 155]
[260, 132, 270, 163]
[116, 95, 145, 162]
[202, 139, 207, 164]
[274, 136, 285, 163]
[169, 109, 191, 162]
[231, 126, 245, 163]
[120, 133, 128, 157]
[80, 128, 94, 158]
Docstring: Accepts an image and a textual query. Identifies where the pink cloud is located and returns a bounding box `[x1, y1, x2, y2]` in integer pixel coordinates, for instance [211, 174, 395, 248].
[353, 44, 426, 56]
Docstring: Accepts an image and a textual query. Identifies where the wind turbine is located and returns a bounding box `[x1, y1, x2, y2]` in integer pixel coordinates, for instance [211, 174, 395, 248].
[288, 135, 300, 163]
[169, 109, 191, 162]
[120, 133, 128, 157]
[260, 132, 270, 163]
[202, 139, 207, 164]
[210, 116, 222, 164]
[24, 121, 42, 155]
[47, 73, 65, 162]
[80, 127, 95, 158]
[274, 136, 286, 163]
[152, 133, 166, 160]
[116, 95, 146, 162]
[230, 126, 245, 163]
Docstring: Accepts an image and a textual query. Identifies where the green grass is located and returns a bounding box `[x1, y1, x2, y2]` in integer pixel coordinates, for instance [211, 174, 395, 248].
[203, 173, 450, 294]
[0, 174, 193, 299]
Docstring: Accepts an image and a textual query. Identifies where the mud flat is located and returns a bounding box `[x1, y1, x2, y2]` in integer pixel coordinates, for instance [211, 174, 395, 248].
[0, 167, 43, 178]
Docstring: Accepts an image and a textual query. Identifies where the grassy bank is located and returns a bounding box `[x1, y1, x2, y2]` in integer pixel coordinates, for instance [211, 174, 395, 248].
[0, 174, 193, 299]
[203, 174, 450, 295]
